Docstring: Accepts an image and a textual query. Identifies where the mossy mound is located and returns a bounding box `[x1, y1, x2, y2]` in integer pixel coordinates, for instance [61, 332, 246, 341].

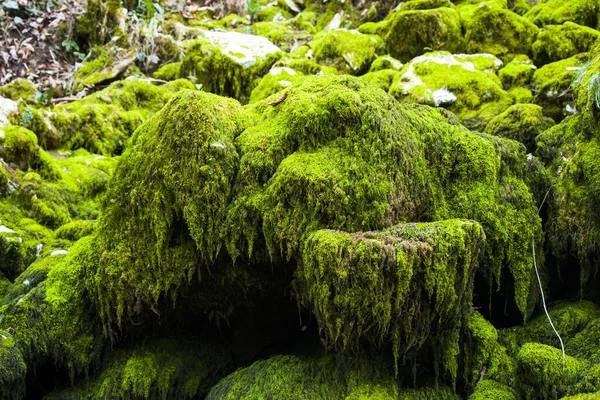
[309, 29, 386, 75]
[80, 76, 542, 390]
[498, 54, 536, 88]
[470, 379, 517, 400]
[46, 338, 232, 400]
[532, 22, 600, 66]
[360, 69, 402, 92]
[180, 30, 282, 103]
[0, 79, 37, 103]
[249, 67, 304, 103]
[370, 55, 403, 72]
[532, 53, 589, 121]
[516, 342, 585, 399]
[20, 78, 194, 154]
[484, 103, 555, 152]
[72, 46, 138, 92]
[524, 0, 600, 30]
[464, 7, 539, 58]
[377, 6, 464, 63]
[389, 51, 513, 130]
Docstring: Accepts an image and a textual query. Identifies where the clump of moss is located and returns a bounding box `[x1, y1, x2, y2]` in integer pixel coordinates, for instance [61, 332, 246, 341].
[0, 79, 37, 103]
[532, 22, 600, 66]
[517, 343, 585, 399]
[524, 0, 600, 30]
[389, 52, 513, 130]
[1, 126, 38, 169]
[309, 29, 386, 75]
[46, 338, 232, 400]
[76, 0, 127, 46]
[0, 334, 26, 400]
[54, 220, 96, 242]
[484, 104, 555, 152]
[361, 69, 402, 92]
[469, 379, 517, 400]
[0, 225, 25, 282]
[464, 6, 539, 58]
[152, 62, 182, 81]
[249, 67, 304, 103]
[532, 53, 589, 121]
[22, 78, 194, 155]
[207, 353, 400, 399]
[180, 31, 282, 103]
[498, 54, 536, 88]
[286, 58, 338, 75]
[72, 46, 138, 92]
[250, 21, 298, 51]
[378, 7, 464, 62]
[256, 5, 292, 22]
[369, 55, 403, 72]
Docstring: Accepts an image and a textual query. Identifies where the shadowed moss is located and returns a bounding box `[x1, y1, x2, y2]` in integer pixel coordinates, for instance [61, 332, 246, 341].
[54, 220, 96, 242]
[532, 22, 600, 66]
[45, 338, 232, 400]
[469, 379, 517, 400]
[464, 7, 539, 58]
[484, 104, 555, 152]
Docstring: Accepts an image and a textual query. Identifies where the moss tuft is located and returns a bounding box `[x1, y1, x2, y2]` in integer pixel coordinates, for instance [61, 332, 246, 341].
[469, 379, 517, 400]
[532, 22, 600, 66]
[0, 79, 37, 103]
[524, 0, 600, 30]
[498, 54, 536, 88]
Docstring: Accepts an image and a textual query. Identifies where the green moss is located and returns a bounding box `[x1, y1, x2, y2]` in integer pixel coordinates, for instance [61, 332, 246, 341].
[180, 33, 282, 103]
[207, 353, 400, 400]
[22, 78, 194, 155]
[309, 30, 386, 75]
[1, 126, 38, 168]
[360, 69, 402, 92]
[567, 318, 600, 365]
[249, 67, 304, 103]
[77, 0, 127, 46]
[532, 22, 600, 66]
[469, 379, 517, 400]
[456, 0, 508, 23]
[381, 7, 464, 62]
[524, 0, 600, 30]
[561, 393, 600, 400]
[532, 53, 589, 121]
[54, 220, 96, 242]
[0, 334, 26, 399]
[484, 104, 555, 152]
[286, 58, 338, 75]
[389, 52, 514, 130]
[152, 62, 182, 81]
[46, 338, 232, 400]
[464, 312, 514, 388]
[464, 7, 539, 58]
[398, 0, 455, 11]
[0, 225, 25, 281]
[509, 0, 530, 16]
[250, 21, 298, 51]
[369, 55, 403, 72]
[516, 342, 585, 399]
[0, 79, 37, 103]
[499, 55, 536, 88]
[256, 5, 292, 22]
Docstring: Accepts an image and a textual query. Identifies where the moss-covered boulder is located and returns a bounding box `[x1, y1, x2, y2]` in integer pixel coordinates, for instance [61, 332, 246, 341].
[498, 54, 537, 88]
[517, 342, 585, 399]
[524, 0, 600, 30]
[532, 22, 600, 66]
[361, 69, 402, 92]
[532, 53, 589, 121]
[309, 29, 386, 75]
[470, 379, 517, 400]
[180, 30, 282, 103]
[376, 6, 464, 63]
[249, 67, 304, 103]
[389, 51, 513, 130]
[72, 46, 138, 92]
[464, 6, 539, 58]
[484, 104, 555, 152]
[0, 79, 37, 103]
[20, 78, 194, 154]
[370, 55, 403, 72]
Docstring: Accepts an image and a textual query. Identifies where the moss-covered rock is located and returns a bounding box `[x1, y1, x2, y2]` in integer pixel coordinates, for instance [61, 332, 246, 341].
[389, 51, 513, 130]
[484, 103, 555, 152]
[464, 6, 539, 58]
[498, 54, 537, 88]
[0, 79, 37, 103]
[517, 342, 585, 399]
[532, 22, 600, 66]
[532, 53, 589, 121]
[369, 55, 403, 72]
[46, 338, 232, 400]
[54, 220, 96, 242]
[524, 0, 600, 30]
[469, 379, 517, 400]
[180, 30, 282, 103]
[152, 62, 182, 81]
[72, 46, 138, 92]
[0, 126, 38, 169]
[20, 78, 194, 154]
[249, 67, 304, 103]
[377, 6, 464, 63]
[360, 69, 402, 92]
[309, 29, 385, 75]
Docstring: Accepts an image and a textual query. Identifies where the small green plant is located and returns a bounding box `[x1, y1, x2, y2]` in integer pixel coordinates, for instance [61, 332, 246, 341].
[61, 39, 86, 61]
